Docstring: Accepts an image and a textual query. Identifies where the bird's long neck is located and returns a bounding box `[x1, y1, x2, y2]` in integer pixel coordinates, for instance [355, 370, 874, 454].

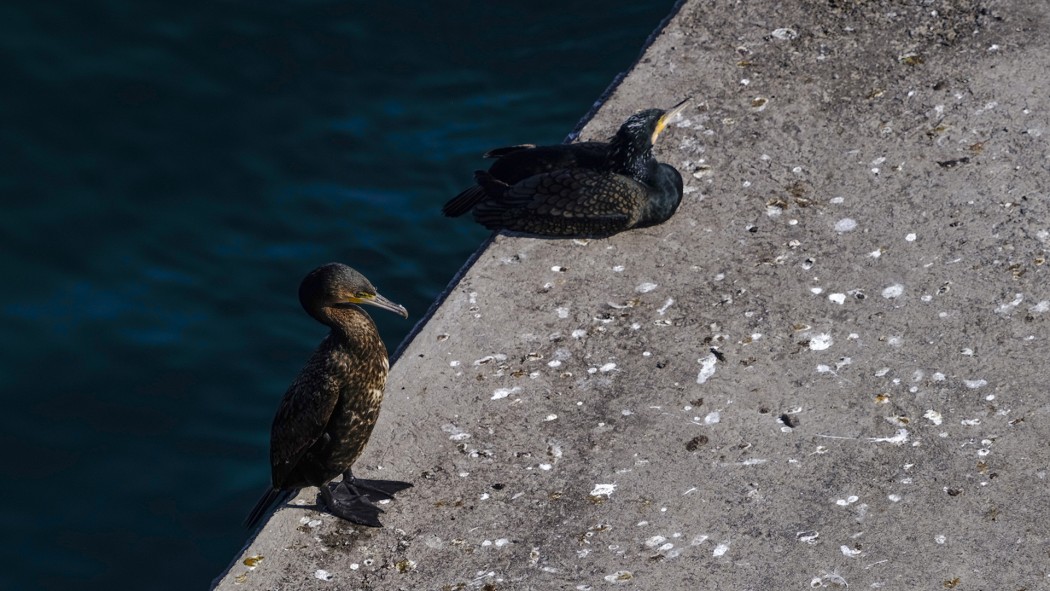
[608, 133, 656, 181]
[321, 306, 387, 359]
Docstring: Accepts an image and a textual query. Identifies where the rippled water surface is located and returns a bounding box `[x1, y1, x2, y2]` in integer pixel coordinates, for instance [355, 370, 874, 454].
[0, 2, 677, 589]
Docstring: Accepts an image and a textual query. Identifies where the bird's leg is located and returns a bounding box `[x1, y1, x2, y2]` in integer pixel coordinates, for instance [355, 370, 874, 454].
[336, 467, 413, 502]
[318, 483, 384, 528]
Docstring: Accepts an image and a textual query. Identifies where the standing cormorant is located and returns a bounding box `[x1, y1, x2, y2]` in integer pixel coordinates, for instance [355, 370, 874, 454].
[443, 98, 690, 238]
[244, 263, 411, 529]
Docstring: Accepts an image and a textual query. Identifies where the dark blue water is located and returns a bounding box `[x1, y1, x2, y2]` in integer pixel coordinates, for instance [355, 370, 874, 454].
[0, 2, 676, 589]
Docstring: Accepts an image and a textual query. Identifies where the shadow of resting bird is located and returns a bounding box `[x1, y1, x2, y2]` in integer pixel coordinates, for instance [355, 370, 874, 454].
[244, 263, 411, 529]
[443, 98, 690, 238]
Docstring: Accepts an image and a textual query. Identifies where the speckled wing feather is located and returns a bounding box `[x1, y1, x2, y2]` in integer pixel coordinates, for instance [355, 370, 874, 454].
[269, 351, 340, 488]
[473, 168, 648, 237]
[443, 142, 612, 218]
[485, 142, 611, 188]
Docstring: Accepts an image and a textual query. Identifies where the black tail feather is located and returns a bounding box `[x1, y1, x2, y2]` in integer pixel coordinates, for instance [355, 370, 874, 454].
[482, 144, 535, 158]
[442, 183, 489, 217]
[243, 487, 293, 529]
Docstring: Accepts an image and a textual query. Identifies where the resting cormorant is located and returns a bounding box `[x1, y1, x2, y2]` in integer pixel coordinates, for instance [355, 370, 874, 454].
[244, 263, 410, 529]
[443, 98, 690, 238]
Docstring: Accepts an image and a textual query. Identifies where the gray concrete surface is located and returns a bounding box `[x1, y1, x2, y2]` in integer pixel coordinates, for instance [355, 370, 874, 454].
[215, 0, 1050, 588]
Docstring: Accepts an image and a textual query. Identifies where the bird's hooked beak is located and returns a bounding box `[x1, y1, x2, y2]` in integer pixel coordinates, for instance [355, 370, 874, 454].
[651, 97, 691, 144]
[345, 291, 409, 318]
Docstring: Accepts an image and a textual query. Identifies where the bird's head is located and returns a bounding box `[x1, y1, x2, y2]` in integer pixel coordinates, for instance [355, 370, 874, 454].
[609, 97, 690, 174]
[299, 263, 409, 325]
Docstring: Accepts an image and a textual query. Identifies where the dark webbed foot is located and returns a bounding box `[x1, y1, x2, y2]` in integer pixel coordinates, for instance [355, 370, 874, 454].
[315, 470, 411, 527]
[338, 472, 413, 502]
[318, 485, 385, 528]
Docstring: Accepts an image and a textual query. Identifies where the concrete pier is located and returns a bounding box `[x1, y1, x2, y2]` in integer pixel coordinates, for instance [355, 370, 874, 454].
[215, 0, 1050, 588]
